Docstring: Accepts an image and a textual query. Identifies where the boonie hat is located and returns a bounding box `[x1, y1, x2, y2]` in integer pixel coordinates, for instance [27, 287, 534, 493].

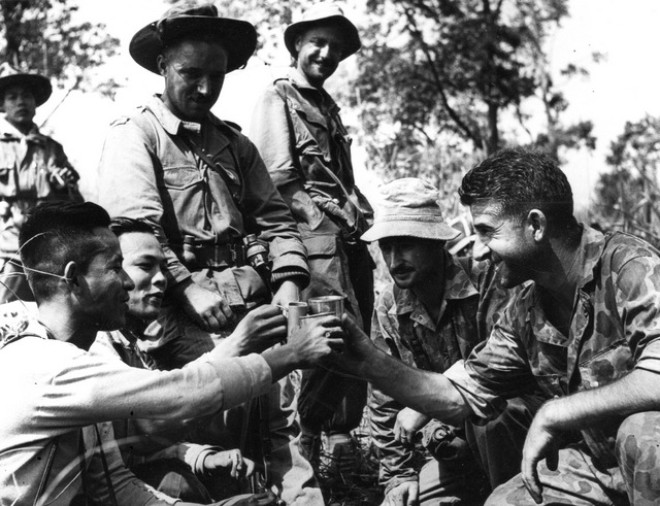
[284, 3, 361, 60]
[361, 178, 460, 242]
[0, 62, 52, 107]
[129, 1, 257, 74]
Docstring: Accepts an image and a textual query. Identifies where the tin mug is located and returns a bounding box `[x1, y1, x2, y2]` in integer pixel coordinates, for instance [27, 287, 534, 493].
[307, 295, 345, 317]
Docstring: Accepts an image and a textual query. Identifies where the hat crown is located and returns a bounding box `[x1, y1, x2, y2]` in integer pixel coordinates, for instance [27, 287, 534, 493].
[378, 178, 441, 210]
[299, 2, 347, 23]
[360, 178, 460, 242]
[158, 1, 218, 27]
[0, 62, 27, 80]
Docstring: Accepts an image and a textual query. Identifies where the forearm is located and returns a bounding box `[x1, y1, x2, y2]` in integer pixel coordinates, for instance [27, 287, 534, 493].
[369, 391, 418, 487]
[359, 349, 470, 426]
[539, 368, 660, 430]
[261, 345, 298, 382]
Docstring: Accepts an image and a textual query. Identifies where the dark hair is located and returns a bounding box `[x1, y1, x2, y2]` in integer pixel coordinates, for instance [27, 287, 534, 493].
[109, 218, 154, 238]
[19, 201, 111, 300]
[459, 148, 577, 230]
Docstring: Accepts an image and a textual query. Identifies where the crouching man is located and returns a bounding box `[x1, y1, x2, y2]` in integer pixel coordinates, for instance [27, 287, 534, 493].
[0, 201, 342, 505]
[336, 149, 660, 506]
[363, 178, 538, 505]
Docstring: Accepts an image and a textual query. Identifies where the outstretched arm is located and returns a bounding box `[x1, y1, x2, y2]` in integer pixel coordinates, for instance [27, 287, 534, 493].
[337, 315, 471, 426]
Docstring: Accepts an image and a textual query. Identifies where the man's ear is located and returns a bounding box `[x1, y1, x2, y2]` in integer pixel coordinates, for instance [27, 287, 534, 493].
[156, 54, 168, 77]
[63, 261, 81, 291]
[294, 36, 303, 57]
[527, 209, 547, 242]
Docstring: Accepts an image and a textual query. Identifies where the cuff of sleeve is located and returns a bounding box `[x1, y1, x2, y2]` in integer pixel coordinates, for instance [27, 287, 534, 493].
[269, 238, 309, 274]
[635, 340, 660, 374]
[383, 475, 419, 496]
[272, 269, 310, 289]
[444, 360, 504, 422]
[182, 444, 221, 475]
[202, 352, 273, 409]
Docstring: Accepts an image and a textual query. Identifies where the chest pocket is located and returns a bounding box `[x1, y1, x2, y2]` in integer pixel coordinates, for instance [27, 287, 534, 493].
[162, 164, 203, 190]
[287, 97, 329, 156]
[578, 339, 632, 389]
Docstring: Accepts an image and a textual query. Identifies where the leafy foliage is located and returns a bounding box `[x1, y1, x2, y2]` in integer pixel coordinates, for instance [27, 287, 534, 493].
[352, 0, 597, 193]
[594, 115, 660, 246]
[0, 0, 119, 94]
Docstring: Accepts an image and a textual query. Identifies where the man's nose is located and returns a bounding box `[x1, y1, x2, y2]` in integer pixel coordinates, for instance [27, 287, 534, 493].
[196, 76, 211, 95]
[153, 269, 167, 291]
[472, 235, 490, 261]
[385, 249, 401, 269]
[121, 269, 136, 291]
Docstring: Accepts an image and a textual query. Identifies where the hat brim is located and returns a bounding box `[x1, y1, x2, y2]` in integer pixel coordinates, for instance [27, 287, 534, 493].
[284, 15, 360, 60]
[361, 221, 461, 243]
[0, 74, 52, 107]
[130, 16, 257, 74]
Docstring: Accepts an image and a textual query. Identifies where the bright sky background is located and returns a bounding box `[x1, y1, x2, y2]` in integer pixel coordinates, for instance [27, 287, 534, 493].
[35, 0, 660, 217]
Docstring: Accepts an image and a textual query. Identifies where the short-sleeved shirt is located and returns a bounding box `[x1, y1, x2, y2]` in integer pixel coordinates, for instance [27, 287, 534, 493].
[447, 226, 660, 464]
[369, 255, 518, 489]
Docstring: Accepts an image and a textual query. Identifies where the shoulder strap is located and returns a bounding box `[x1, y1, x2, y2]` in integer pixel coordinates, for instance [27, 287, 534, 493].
[34, 437, 60, 506]
[180, 133, 245, 209]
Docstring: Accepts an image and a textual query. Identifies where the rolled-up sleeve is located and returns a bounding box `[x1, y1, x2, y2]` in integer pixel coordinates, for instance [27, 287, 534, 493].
[236, 134, 309, 284]
[614, 255, 660, 374]
[446, 325, 533, 422]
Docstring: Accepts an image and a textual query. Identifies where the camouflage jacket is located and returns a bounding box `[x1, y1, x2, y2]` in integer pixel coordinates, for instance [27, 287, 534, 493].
[368, 254, 516, 491]
[449, 226, 660, 466]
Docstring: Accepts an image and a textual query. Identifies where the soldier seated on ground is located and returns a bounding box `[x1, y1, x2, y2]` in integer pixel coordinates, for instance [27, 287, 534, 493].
[0, 200, 342, 506]
[90, 218, 292, 502]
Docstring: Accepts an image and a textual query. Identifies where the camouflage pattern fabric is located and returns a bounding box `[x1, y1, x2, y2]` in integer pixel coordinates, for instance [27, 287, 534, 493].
[485, 442, 628, 505]
[615, 411, 660, 506]
[452, 227, 660, 465]
[368, 255, 524, 498]
[485, 410, 660, 506]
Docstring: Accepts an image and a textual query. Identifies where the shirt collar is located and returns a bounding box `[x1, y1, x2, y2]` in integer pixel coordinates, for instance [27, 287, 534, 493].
[0, 116, 42, 142]
[567, 224, 606, 291]
[146, 95, 227, 136]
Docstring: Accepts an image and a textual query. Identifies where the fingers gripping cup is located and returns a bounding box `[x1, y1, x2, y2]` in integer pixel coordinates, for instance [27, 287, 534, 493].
[285, 296, 345, 338]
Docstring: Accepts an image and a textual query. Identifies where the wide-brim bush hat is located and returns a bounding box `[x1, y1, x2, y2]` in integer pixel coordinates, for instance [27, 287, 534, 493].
[129, 1, 257, 74]
[0, 63, 51, 107]
[362, 178, 461, 242]
[284, 3, 360, 60]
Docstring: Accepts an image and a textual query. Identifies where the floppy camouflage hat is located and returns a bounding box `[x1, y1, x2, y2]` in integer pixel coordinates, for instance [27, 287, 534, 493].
[0, 63, 52, 107]
[361, 178, 461, 242]
[129, 1, 257, 74]
[284, 3, 361, 60]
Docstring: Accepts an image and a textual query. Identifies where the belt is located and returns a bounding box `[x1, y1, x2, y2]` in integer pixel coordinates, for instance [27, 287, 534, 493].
[179, 239, 245, 270]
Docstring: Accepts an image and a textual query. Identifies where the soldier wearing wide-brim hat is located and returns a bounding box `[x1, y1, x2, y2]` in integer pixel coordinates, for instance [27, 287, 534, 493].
[0, 62, 80, 305]
[129, 1, 257, 75]
[250, 3, 374, 475]
[361, 177, 534, 505]
[0, 63, 52, 109]
[283, 2, 361, 60]
[98, 3, 319, 502]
